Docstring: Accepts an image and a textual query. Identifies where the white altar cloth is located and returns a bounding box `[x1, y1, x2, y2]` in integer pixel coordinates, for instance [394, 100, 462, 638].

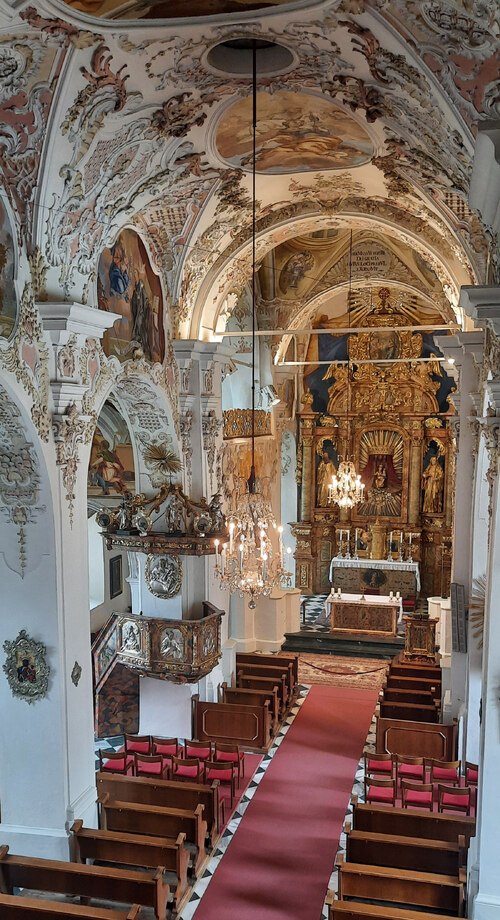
[329, 557, 420, 593]
[325, 592, 403, 623]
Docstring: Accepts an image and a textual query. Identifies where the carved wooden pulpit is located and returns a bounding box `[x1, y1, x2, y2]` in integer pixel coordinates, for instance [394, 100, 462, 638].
[403, 614, 438, 662]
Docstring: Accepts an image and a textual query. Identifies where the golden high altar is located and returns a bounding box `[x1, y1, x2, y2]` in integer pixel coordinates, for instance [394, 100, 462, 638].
[291, 288, 454, 599]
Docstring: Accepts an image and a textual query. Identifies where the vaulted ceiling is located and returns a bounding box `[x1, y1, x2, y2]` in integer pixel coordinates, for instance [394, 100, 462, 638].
[1, 0, 498, 346]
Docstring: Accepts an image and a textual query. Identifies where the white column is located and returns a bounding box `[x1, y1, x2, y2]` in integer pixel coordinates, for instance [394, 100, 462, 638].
[472, 419, 500, 920]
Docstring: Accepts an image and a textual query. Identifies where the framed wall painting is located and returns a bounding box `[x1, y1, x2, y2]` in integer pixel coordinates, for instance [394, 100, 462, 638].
[109, 555, 123, 599]
[3, 630, 50, 704]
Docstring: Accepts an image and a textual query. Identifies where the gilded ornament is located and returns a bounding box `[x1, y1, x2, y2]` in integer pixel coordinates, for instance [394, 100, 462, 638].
[3, 630, 50, 704]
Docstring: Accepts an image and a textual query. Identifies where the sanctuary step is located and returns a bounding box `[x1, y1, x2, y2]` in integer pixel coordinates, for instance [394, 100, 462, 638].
[282, 630, 404, 660]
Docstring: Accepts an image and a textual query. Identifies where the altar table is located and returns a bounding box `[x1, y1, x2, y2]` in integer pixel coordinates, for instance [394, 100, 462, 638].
[326, 592, 402, 637]
[329, 557, 420, 598]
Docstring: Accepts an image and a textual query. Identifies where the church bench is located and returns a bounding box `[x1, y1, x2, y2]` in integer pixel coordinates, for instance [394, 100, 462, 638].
[192, 694, 273, 752]
[335, 857, 466, 915]
[70, 821, 189, 907]
[235, 662, 293, 705]
[344, 828, 467, 875]
[98, 796, 207, 875]
[350, 803, 476, 844]
[376, 716, 457, 760]
[220, 682, 280, 732]
[386, 676, 441, 697]
[379, 701, 440, 723]
[0, 846, 168, 920]
[389, 660, 441, 681]
[96, 772, 221, 848]
[0, 893, 141, 919]
[325, 893, 462, 920]
[236, 672, 288, 716]
[380, 687, 437, 706]
[235, 652, 299, 695]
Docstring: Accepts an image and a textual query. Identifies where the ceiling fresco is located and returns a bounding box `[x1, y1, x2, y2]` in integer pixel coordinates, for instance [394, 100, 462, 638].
[215, 91, 375, 173]
[0, 0, 497, 350]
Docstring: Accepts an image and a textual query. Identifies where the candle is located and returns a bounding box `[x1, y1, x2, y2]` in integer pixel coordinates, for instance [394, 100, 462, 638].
[389, 530, 393, 547]
[409, 533, 413, 547]
[262, 552, 268, 581]
[239, 538, 244, 573]
[400, 531, 403, 544]
[229, 521, 234, 554]
[396, 591, 400, 600]
[214, 539, 219, 566]
[355, 528, 358, 546]
[390, 591, 393, 600]
[221, 543, 226, 576]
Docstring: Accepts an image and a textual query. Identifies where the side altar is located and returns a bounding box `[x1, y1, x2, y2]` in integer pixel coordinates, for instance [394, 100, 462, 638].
[329, 558, 420, 601]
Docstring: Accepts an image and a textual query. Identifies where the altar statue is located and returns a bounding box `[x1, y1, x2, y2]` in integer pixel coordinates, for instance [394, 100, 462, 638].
[316, 450, 337, 506]
[422, 455, 444, 513]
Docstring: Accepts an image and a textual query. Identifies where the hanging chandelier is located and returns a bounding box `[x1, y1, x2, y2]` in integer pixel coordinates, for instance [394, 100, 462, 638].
[328, 231, 365, 509]
[214, 41, 291, 608]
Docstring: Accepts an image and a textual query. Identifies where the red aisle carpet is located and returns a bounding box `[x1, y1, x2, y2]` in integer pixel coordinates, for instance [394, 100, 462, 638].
[193, 685, 378, 920]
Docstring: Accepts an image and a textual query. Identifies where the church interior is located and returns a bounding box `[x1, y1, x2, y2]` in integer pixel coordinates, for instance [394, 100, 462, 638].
[0, 0, 499, 917]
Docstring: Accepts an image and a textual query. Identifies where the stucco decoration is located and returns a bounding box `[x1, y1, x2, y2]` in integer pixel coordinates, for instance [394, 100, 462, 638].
[0, 199, 17, 341]
[215, 91, 374, 173]
[3, 629, 50, 705]
[53, 403, 95, 525]
[0, 384, 44, 576]
[71, 660, 82, 686]
[0, 284, 50, 441]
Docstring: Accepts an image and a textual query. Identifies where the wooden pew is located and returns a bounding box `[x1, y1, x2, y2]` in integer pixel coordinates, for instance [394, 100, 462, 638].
[350, 803, 476, 845]
[336, 858, 466, 916]
[389, 660, 441, 681]
[234, 662, 293, 704]
[220, 682, 280, 733]
[98, 796, 207, 875]
[0, 846, 168, 920]
[0, 893, 141, 919]
[192, 694, 273, 752]
[386, 676, 441, 697]
[376, 716, 457, 760]
[96, 772, 220, 848]
[379, 701, 439, 723]
[326, 894, 462, 920]
[380, 687, 437, 707]
[344, 828, 467, 875]
[236, 672, 288, 716]
[71, 821, 189, 907]
[236, 652, 299, 695]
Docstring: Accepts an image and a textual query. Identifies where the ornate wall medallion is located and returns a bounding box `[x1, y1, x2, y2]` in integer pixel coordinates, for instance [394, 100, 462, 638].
[2, 629, 50, 704]
[145, 554, 183, 598]
[71, 661, 82, 686]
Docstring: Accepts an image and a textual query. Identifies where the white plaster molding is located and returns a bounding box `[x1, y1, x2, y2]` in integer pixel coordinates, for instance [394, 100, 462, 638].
[472, 893, 500, 920]
[469, 120, 500, 235]
[38, 302, 120, 341]
[459, 287, 500, 335]
[66, 784, 98, 827]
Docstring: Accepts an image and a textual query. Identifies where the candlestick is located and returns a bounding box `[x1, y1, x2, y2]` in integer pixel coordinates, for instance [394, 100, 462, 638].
[400, 531, 403, 544]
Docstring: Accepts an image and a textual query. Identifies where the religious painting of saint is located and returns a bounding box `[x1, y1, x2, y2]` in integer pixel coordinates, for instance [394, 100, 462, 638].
[88, 402, 136, 497]
[215, 91, 374, 174]
[356, 430, 404, 518]
[422, 448, 445, 514]
[0, 200, 17, 341]
[315, 440, 338, 507]
[368, 329, 400, 360]
[98, 229, 165, 364]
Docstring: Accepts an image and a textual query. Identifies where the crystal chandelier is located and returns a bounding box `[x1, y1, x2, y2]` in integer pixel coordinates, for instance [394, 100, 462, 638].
[328, 231, 365, 509]
[214, 41, 291, 608]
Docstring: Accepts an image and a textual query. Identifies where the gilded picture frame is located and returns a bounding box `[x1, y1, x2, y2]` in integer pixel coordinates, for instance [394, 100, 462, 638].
[3, 629, 50, 704]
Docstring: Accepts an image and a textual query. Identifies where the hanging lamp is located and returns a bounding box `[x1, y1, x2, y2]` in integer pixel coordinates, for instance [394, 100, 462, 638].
[328, 231, 365, 509]
[214, 42, 292, 608]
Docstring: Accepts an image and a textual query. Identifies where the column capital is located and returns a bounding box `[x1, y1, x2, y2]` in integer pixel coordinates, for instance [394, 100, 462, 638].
[38, 302, 119, 343]
[468, 118, 500, 235]
[459, 286, 500, 335]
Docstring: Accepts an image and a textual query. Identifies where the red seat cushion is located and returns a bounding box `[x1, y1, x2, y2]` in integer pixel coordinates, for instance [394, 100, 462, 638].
[103, 758, 127, 772]
[154, 743, 177, 756]
[433, 767, 458, 781]
[174, 764, 199, 778]
[406, 790, 432, 805]
[367, 759, 392, 774]
[206, 767, 233, 782]
[137, 761, 163, 775]
[467, 768, 478, 783]
[186, 745, 211, 759]
[127, 741, 150, 753]
[399, 765, 424, 780]
[442, 793, 469, 807]
[367, 785, 394, 802]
